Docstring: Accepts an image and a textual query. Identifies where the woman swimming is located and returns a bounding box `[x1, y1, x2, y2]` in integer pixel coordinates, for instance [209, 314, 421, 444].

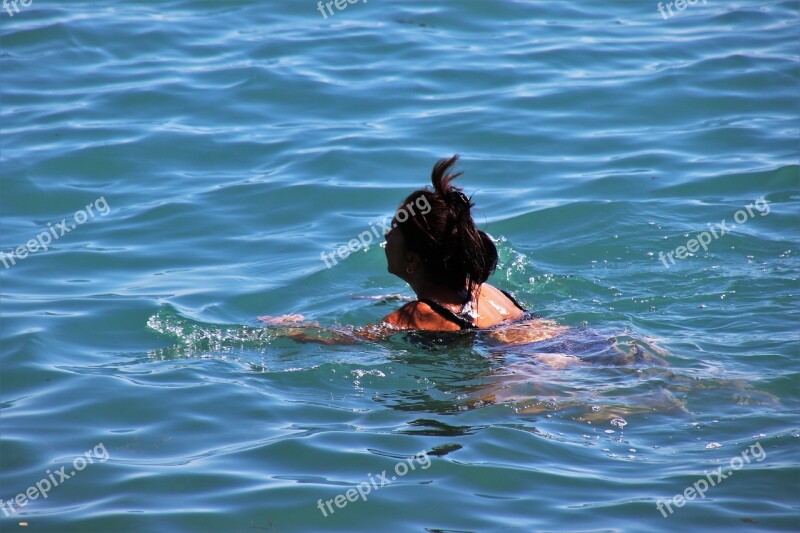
[147, 156, 671, 419]
[258, 155, 566, 344]
[381, 155, 528, 331]
[258, 156, 556, 334]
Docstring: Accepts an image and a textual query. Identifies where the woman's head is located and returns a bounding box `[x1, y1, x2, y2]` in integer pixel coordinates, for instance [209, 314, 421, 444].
[385, 155, 498, 297]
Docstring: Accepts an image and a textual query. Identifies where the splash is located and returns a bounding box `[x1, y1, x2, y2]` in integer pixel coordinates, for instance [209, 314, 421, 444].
[146, 306, 277, 359]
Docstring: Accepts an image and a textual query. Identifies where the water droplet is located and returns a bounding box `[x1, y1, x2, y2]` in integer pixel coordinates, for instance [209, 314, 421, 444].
[705, 442, 722, 449]
[610, 418, 627, 429]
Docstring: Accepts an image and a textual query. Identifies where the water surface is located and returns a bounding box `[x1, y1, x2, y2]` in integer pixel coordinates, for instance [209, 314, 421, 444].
[1, 1, 799, 531]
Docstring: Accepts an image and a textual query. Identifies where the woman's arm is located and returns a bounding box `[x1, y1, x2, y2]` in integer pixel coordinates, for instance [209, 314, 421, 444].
[257, 314, 403, 345]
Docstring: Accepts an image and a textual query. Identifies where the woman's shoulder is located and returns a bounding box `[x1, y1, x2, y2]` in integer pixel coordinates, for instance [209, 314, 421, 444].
[382, 301, 463, 331]
[474, 284, 527, 326]
[480, 283, 521, 304]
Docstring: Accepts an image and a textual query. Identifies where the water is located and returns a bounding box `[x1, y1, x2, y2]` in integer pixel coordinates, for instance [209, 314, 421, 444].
[1, 1, 798, 531]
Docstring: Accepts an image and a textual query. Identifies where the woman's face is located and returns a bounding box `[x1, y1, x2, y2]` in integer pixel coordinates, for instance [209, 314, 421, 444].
[384, 221, 407, 278]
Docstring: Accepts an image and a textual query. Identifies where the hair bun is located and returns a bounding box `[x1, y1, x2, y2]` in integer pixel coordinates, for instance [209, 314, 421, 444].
[431, 155, 473, 217]
[448, 191, 472, 214]
[431, 155, 464, 197]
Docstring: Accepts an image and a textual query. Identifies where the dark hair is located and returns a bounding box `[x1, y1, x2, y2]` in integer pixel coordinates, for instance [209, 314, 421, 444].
[396, 155, 498, 297]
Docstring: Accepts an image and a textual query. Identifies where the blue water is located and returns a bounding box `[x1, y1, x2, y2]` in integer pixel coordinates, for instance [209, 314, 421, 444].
[1, 1, 799, 531]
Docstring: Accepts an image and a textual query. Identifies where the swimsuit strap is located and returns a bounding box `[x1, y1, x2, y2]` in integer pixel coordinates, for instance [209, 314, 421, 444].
[418, 298, 476, 330]
[419, 290, 527, 330]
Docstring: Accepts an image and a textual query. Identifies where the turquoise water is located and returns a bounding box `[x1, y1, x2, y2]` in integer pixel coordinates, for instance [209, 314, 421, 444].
[1, 1, 799, 531]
